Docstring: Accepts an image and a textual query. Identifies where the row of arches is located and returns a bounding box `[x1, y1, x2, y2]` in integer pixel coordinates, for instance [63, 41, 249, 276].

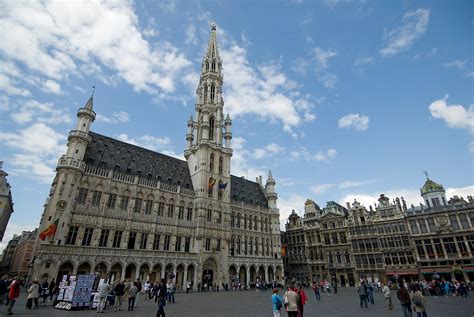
[53, 261, 195, 290]
[228, 264, 283, 285]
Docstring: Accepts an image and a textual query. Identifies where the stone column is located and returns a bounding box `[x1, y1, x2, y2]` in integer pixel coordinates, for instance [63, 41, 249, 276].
[264, 266, 269, 283]
[136, 265, 140, 281]
[246, 266, 250, 286]
[121, 266, 126, 281]
[183, 267, 188, 291]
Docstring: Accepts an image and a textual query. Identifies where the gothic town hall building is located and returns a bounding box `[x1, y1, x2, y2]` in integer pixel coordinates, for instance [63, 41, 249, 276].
[32, 24, 284, 289]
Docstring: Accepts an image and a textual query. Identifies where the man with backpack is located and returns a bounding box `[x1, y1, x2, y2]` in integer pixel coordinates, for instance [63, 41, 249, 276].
[397, 283, 413, 317]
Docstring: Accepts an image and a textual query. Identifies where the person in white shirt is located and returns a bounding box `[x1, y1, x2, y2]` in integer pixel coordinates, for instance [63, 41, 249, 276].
[97, 281, 110, 313]
[382, 283, 392, 310]
[144, 281, 151, 301]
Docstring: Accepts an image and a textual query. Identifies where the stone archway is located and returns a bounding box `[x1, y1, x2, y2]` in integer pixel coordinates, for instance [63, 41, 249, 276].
[258, 265, 265, 281]
[57, 261, 74, 282]
[176, 264, 185, 290]
[94, 263, 108, 279]
[229, 265, 237, 284]
[239, 265, 247, 285]
[77, 262, 92, 275]
[202, 258, 218, 287]
[151, 264, 162, 283]
[139, 264, 150, 281]
[109, 263, 123, 282]
[187, 265, 195, 288]
[125, 263, 137, 281]
[268, 266, 275, 282]
[276, 265, 283, 282]
[165, 264, 174, 281]
[250, 266, 257, 284]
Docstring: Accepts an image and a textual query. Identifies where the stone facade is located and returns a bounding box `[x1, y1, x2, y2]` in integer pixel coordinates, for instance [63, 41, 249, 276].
[283, 178, 474, 285]
[0, 163, 14, 242]
[31, 24, 283, 288]
[10, 229, 37, 279]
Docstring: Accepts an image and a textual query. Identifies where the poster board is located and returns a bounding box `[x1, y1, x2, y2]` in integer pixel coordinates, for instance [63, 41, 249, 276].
[55, 274, 97, 311]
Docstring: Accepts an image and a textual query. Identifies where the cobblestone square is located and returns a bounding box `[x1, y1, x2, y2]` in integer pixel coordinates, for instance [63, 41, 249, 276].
[3, 287, 473, 317]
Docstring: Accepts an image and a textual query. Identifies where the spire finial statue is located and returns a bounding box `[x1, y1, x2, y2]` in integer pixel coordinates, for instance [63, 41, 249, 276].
[91, 85, 96, 97]
[423, 170, 429, 180]
[210, 21, 217, 31]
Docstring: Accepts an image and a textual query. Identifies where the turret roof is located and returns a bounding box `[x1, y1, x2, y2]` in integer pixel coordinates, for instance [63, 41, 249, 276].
[421, 178, 445, 194]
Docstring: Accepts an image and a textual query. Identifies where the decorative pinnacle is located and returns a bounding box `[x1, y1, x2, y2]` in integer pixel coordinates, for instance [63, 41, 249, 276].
[91, 85, 95, 97]
[423, 170, 429, 180]
[210, 21, 216, 32]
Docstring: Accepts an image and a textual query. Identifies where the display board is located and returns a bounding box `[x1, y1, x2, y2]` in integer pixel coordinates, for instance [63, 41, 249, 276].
[55, 274, 97, 311]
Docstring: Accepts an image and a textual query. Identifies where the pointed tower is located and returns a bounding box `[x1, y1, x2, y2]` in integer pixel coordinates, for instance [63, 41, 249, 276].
[185, 22, 232, 200]
[39, 92, 96, 246]
[265, 170, 277, 209]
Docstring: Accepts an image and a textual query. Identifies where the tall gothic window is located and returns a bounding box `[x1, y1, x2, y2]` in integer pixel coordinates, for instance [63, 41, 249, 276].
[209, 153, 215, 172]
[209, 117, 215, 140]
[206, 62, 209, 71]
[204, 85, 208, 103]
[210, 85, 215, 101]
[218, 156, 223, 174]
[211, 62, 216, 71]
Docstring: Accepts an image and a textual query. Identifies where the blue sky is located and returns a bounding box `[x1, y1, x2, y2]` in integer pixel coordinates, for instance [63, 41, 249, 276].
[0, 0, 473, 250]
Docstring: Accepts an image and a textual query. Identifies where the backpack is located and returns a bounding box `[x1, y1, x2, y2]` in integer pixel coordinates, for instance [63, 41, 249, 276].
[413, 293, 422, 305]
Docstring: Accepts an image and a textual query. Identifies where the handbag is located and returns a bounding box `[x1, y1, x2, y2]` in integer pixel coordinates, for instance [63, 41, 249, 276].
[283, 292, 289, 306]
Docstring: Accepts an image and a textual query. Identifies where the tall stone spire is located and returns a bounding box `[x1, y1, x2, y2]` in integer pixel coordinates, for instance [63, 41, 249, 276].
[204, 22, 220, 62]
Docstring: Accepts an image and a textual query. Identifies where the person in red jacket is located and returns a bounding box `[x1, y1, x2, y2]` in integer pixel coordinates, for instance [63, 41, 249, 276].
[6, 277, 20, 315]
[296, 283, 308, 317]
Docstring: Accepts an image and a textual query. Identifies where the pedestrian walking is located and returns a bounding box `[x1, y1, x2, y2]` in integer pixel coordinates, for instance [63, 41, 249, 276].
[186, 281, 191, 294]
[311, 281, 321, 301]
[114, 280, 125, 311]
[283, 283, 299, 317]
[367, 282, 375, 304]
[382, 283, 393, 310]
[357, 282, 368, 308]
[169, 281, 175, 303]
[271, 288, 283, 317]
[0, 275, 8, 305]
[134, 279, 142, 308]
[144, 281, 151, 301]
[397, 283, 413, 317]
[97, 280, 110, 313]
[156, 279, 167, 317]
[26, 281, 40, 309]
[48, 279, 55, 301]
[296, 283, 307, 317]
[6, 277, 20, 315]
[128, 282, 138, 311]
[412, 284, 428, 317]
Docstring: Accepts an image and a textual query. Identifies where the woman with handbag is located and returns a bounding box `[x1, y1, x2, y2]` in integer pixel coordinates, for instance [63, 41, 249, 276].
[271, 288, 283, 317]
[283, 284, 299, 317]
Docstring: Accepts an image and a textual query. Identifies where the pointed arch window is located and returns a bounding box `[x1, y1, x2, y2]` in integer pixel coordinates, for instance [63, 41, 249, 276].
[244, 236, 248, 255]
[209, 117, 215, 140]
[237, 236, 241, 254]
[255, 237, 259, 256]
[204, 85, 208, 103]
[249, 237, 253, 255]
[206, 61, 209, 71]
[218, 156, 223, 174]
[209, 153, 215, 172]
[210, 85, 215, 102]
[211, 62, 216, 71]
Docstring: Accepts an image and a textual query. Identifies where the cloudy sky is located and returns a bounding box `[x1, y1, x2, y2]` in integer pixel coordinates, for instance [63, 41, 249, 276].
[0, 0, 473, 250]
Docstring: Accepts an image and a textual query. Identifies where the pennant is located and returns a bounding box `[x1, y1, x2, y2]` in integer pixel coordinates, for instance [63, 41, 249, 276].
[39, 219, 59, 240]
[218, 182, 228, 191]
[208, 177, 216, 190]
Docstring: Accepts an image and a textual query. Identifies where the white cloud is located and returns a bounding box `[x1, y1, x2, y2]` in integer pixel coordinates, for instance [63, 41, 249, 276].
[313, 47, 337, 70]
[0, 222, 36, 252]
[41, 79, 62, 95]
[185, 23, 198, 46]
[253, 143, 285, 159]
[0, 73, 31, 96]
[10, 100, 71, 125]
[380, 8, 430, 57]
[0, 1, 191, 96]
[0, 122, 67, 183]
[96, 111, 130, 124]
[354, 55, 374, 66]
[116, 133, 171, 152]
[339, 185, 474, 210]
[338, 113, 370, 131]
[221, 42, 316, 133]
[312, 47, 338, 88]
[290, 147, 337, 162]
[339, 179, 375, 189]
[278, 193, 307, 230]
[429, 96, 474, 133]
[230, 137, 266, 180]
[311, 183, 335, 194]
[442, 59, 467, 70]
[324, 0, 353, 8]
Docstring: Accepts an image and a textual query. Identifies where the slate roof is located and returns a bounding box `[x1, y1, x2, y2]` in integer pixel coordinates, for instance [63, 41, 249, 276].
[83, 132, 269, 207]
[231, 175, 268, 207]
[84, 132, 193, 189]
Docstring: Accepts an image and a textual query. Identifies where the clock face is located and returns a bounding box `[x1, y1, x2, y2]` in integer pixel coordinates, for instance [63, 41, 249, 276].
[56, 200, 67, 210]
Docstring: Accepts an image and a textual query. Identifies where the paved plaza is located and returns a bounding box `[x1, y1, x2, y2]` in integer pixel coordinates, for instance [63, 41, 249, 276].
[2, 287, 473, 317]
